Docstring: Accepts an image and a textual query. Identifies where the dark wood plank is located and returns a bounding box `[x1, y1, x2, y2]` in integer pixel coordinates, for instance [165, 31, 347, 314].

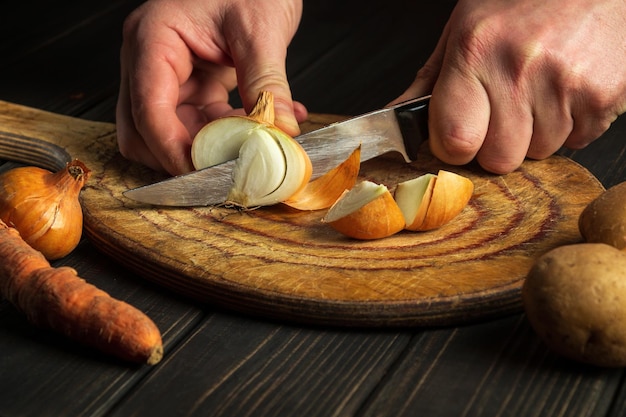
[105, 313, 413, 417]
[362, 315, 622, 417]
[81, 313, 624, 417]
[607, 377, 626, 417]
[0, 1, 138, 62]
[0, 236, 206, 416]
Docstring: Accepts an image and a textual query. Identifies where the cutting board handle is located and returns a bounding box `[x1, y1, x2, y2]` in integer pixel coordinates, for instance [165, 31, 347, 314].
[0, 130, 71, 171]
[0, 100, 118, 172]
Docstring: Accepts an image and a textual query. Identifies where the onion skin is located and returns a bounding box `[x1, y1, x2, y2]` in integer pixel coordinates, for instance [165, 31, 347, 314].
[324, 170, 473, 240]
[415, 170, 474, 231]
[284, 145, 361, 211]
[324, 187, 405, 240]
[0, 160, 90, 260]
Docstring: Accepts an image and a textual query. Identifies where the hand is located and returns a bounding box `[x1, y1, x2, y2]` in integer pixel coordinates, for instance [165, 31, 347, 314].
[116, 0, 307, 175]
[393, 0, 626, 174]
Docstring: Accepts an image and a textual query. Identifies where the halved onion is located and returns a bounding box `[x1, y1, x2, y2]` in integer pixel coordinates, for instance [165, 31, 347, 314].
[395, 170, 473, 231]
[191, 91, 277, 169]
[191, 91, 312, 207]
[227, 125, 312, 207]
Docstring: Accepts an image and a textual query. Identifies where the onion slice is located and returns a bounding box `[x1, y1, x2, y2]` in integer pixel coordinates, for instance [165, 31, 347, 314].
[284, 145, 361, 211]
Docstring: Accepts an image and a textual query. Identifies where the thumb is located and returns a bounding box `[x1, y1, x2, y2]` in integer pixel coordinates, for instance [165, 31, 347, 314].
[230, 39, 301, 136]
[428, 76, 489, 167]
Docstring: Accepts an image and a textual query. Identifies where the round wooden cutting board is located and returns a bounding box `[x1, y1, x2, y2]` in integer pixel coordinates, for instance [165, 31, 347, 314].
[0, 101, 605, 327]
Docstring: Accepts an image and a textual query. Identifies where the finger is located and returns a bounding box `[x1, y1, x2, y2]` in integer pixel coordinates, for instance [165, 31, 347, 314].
[293, 100, 309, 124]
[176, 64, 237, 138]
[227, 29, 300, 137]
[116, 46, 166, 173]
[564, 116, 613, 150]
[564, 100, 621, 150]
[527, 97, 573, 160]
[236, 58, 299, 136]
[177, 62, 236, 109]
[476, 95, 534, 174]
[178, 64, 308, 123]
[125, 27, 197, 175]
[427, 71, 490, 168]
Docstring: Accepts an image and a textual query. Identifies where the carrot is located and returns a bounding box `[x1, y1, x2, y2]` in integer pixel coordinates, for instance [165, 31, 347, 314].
[0, 219, 163, 365]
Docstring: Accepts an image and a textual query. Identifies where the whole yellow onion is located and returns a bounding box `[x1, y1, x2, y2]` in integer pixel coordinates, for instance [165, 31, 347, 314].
[0, 159, 90, 260]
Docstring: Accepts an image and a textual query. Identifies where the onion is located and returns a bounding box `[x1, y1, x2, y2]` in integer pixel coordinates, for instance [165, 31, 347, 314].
[0, 159, 90, 260]
[396, 170, 474, 231]
[284, 145, 361, 211]
[323, 170, 474, 240]
[191, 91, 312, 207]
[322, 181, 406, 240]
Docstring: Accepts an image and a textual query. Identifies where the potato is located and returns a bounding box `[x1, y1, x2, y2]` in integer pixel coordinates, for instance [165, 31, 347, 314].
[579, 181, 626, 250]
[522, 243, 626, 367]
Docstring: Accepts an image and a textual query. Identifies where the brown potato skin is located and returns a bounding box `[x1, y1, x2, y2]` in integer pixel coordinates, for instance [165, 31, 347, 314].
[523, 243, 626, 367]
[579, 181, 626, 250]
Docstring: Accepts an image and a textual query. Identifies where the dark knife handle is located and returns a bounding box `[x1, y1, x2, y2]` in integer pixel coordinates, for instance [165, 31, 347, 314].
[393, 96, 430, 161]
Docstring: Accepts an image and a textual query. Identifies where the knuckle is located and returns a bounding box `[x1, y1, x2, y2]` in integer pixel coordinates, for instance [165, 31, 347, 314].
[477, 153, 522, 175]
[452, 13, 501, 70]
[433, 124, 483, 163]
[526, 143, 557, 161]
[414, 63, 440, 85]
[566, 118, 613, 149]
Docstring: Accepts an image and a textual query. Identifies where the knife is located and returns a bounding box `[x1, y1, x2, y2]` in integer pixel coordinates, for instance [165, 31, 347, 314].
[123, 95, 430, 206]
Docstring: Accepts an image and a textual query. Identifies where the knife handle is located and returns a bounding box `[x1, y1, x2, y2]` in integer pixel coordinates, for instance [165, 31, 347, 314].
[393, 96, 430, 161]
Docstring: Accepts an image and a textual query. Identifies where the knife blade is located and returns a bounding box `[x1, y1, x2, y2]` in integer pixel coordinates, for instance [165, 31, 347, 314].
[123, 95, 430, 206]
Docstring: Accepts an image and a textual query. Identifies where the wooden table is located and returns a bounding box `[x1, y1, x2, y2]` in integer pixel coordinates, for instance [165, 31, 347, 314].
[3, 1, 626, 416]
